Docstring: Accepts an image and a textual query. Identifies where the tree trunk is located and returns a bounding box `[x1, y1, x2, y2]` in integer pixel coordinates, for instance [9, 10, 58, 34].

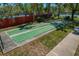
[71, 4, 78, 21]
[71, 10, 75, 21]
[58, 7, 60, 19]
[57, 4, 60, 19]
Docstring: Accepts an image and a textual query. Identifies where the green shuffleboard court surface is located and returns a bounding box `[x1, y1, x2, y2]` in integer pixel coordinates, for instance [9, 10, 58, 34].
[5, 23, 56, 44]
[7, 23, 49, 35]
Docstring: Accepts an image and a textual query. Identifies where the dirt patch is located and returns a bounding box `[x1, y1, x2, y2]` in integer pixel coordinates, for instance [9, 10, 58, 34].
[4, 40, 49, 56]
[75, 45, 79, 56]
[0, 52, 3, 56]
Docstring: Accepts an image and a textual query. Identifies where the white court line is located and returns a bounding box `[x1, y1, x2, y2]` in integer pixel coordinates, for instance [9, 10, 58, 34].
[10, 25, 54, 37]
[5, 28, 19, 33]
[5, 31, 14, 41]
[6, 23, 48, 32]
[10, 25, 53, 37]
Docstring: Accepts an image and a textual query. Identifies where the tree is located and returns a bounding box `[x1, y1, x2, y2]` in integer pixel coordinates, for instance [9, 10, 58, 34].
[63, 3, 79, 21]
[55, 3, 61, 19]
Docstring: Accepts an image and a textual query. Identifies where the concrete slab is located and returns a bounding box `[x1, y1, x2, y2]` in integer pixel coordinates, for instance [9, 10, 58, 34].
[46, 33, 79, 56]
[0, 32, 17, 53]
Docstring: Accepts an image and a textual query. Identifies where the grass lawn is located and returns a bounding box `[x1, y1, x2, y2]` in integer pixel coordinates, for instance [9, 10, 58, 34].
[39, 29, 71, 49]
[74, 17, 79, 21]
[0, 28, 71, 56]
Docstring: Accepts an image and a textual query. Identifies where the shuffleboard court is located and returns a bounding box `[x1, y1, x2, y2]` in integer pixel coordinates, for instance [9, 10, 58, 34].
[6, 23, 49, 35]
[0, 23, 56, 53]
[5, 23, 56, 44]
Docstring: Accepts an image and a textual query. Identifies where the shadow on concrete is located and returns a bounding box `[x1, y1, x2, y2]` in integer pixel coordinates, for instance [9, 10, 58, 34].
[18, 24, 35, 30]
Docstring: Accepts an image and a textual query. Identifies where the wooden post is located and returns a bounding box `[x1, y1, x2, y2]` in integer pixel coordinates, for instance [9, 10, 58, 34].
[0, 36, 4, 54]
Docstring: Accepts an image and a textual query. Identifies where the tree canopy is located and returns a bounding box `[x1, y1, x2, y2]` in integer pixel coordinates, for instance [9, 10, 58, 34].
[0, 3, 79, 19]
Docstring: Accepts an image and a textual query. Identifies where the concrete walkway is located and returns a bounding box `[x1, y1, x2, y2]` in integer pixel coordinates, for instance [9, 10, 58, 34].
[46, 32, 79, 56]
